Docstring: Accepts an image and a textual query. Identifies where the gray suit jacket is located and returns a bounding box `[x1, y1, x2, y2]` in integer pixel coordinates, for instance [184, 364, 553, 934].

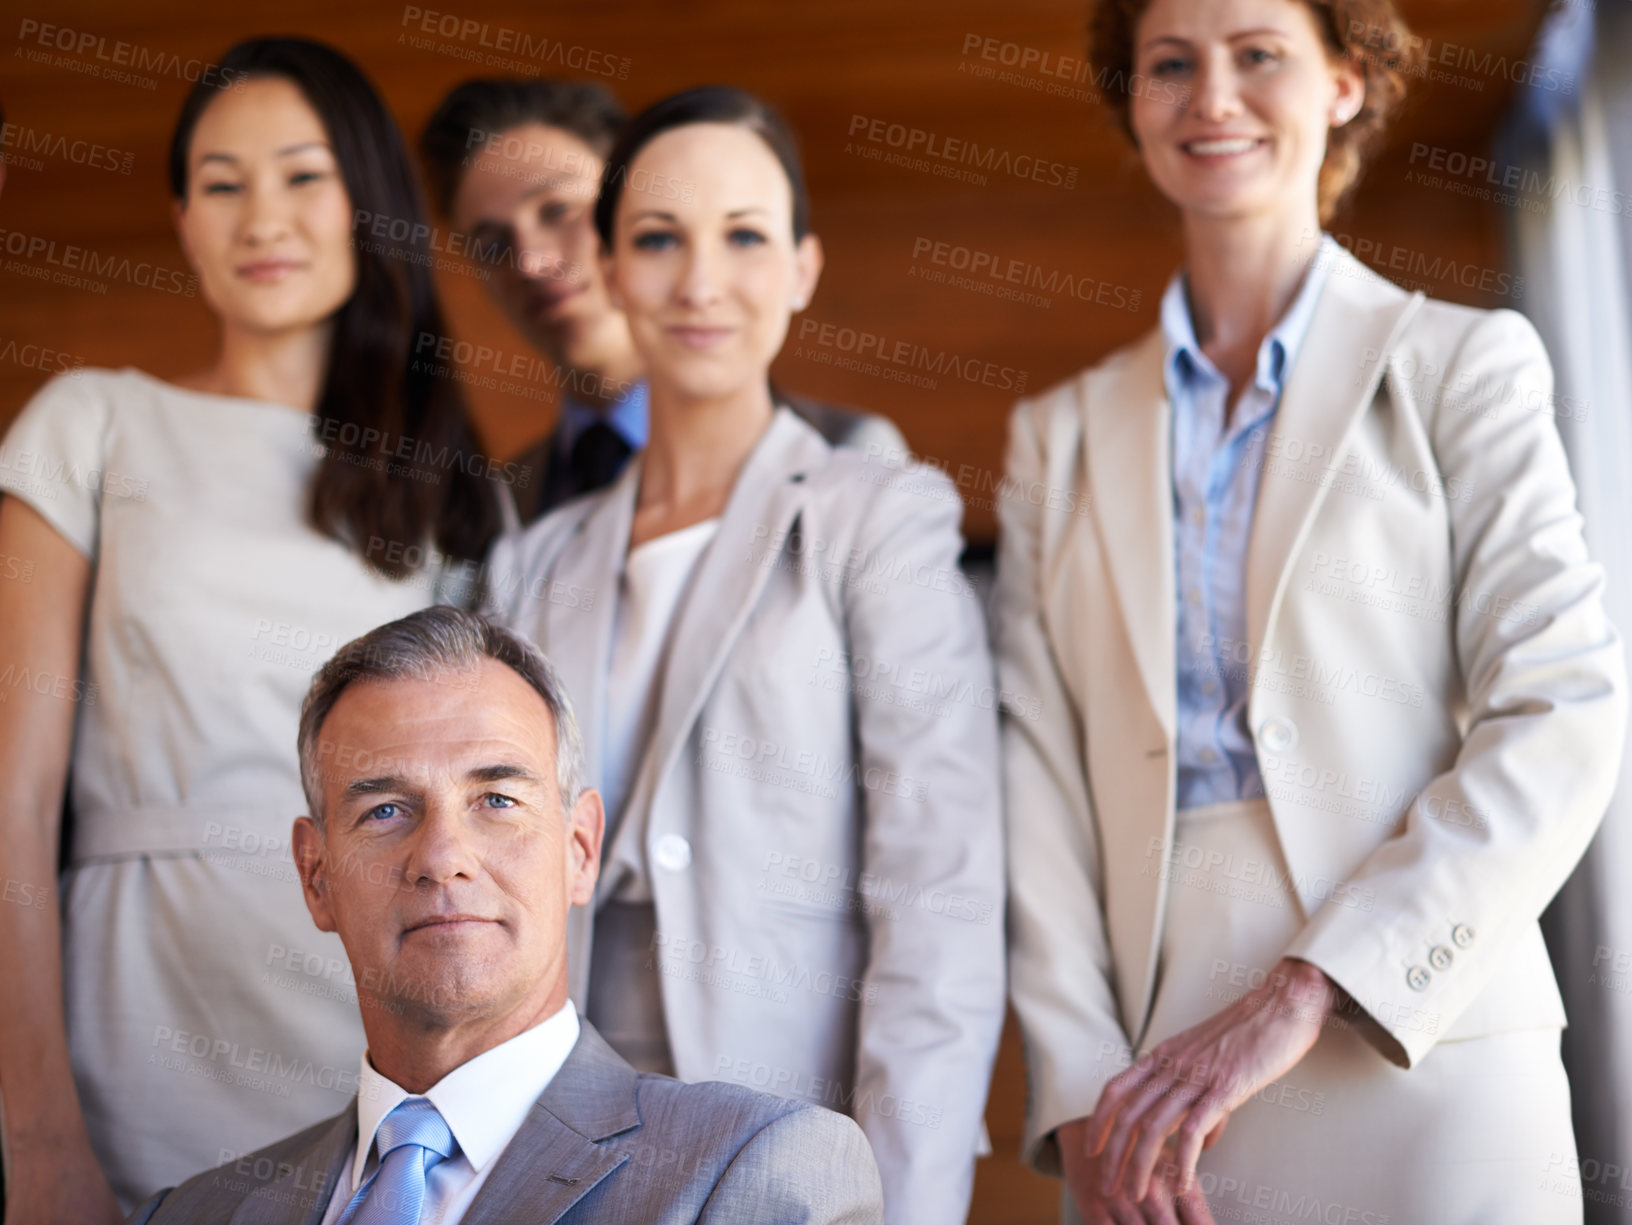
[486, 409, 1005, 1225]
[127, 1021, 883, 1225]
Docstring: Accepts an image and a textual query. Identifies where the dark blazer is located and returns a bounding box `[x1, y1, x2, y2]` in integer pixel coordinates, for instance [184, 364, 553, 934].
[127, 1022, 883, 1225]
[509, 387, 908, 524]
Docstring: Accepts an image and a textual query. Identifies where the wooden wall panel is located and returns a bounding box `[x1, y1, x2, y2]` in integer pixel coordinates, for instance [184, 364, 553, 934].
[0, 2, 1550, 1220]
[1, 0, 1550, 545]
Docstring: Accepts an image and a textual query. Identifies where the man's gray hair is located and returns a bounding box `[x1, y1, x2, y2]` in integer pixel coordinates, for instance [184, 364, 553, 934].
[297, 606, 587, 825]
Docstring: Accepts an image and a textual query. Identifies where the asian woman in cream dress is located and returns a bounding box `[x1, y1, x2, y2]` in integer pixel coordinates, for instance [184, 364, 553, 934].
[0, 39, 500, 1221]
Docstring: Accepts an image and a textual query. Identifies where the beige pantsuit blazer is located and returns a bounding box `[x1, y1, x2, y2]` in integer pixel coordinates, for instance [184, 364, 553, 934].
[996, 245, 1626, 1170]
[488, 409, 1006, 1225]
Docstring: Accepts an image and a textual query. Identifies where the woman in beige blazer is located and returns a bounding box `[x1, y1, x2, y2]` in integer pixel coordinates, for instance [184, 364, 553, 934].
[998, 1, 1626, 1222]
[486, 87, 1006, 1225]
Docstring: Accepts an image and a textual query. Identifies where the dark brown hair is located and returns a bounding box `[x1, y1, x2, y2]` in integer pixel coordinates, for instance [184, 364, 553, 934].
[168, 38, 499, 579]
[419, 77, 627, 218]
[1089, 0, 1422, 221]
[593, 85, 811, 248]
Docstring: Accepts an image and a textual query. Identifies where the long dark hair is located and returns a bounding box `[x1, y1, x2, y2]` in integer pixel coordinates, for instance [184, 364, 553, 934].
[168, 37, 499, 578]
[593, 85, 812, 249]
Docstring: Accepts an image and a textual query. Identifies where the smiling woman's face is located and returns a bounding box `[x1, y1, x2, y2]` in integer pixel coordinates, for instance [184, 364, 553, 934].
[174, 76, 356, 336]
[1128, 0, 1363, 223]
[603, 122, 821, 407]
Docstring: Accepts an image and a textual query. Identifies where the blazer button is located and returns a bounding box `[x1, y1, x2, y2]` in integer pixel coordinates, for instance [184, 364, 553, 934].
[1451, 923, 1475, 948]
[1258, 717, 1298, 754]
[1428, 945, 1454, 971]
[653, 834, 692, 872]
[1406, 966, 1431, 992]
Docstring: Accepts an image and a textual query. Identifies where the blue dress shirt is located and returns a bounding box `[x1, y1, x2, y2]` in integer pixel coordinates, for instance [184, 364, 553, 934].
[1165, 235, 1336, 809]
[555, 378, 650, 460]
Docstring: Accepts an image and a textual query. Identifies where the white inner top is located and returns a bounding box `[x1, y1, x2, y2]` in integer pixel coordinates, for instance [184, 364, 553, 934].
[600, 517, 721, 902]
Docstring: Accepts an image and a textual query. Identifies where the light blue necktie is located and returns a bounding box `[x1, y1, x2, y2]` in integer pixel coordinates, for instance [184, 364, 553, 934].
[337, 1097, 458, 1225]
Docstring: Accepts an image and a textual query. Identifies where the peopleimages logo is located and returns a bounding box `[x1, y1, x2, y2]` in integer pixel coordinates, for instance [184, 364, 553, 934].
[0, 227, 196, 296]
[1347, 18, 1577, 94]
[398, 6, 631, 79]
[958, 32, 1191, 107]
[1309, 227, 1524, 301]
[793, 317, 1027, 393]
[910, 236, 1142, 311]
[0, 122, 134, 175]
[1406, 144, 1629, 216]
[14, 19, 244, 91]
[845, 114, 1079, 190]
[0, 336, 84, 376]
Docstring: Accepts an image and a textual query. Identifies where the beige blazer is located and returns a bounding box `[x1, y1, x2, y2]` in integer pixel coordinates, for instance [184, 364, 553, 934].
[486, 409, 1006, 1225]
[995, 244, 1627, 1170]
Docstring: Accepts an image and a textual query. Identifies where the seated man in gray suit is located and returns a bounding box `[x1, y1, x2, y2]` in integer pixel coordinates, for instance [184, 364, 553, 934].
[130, 606, 883, 1225]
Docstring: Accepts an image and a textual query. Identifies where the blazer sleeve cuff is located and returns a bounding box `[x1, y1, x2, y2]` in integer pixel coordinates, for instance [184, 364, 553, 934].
[1022, 1032, 1135, 1175]
[1283, 914, 1450, 1070]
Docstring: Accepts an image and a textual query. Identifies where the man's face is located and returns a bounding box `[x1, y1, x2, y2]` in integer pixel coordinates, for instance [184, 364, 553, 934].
[451, 122, 629, 378]
[293, 658, 602, 1028]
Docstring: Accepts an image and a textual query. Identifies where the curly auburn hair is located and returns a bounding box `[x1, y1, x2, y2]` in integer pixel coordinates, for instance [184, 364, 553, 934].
[1089, 0, 1424, 221]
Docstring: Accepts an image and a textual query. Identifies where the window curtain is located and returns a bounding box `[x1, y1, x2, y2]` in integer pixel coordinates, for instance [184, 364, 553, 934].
[1500, 4, 1632, 1219]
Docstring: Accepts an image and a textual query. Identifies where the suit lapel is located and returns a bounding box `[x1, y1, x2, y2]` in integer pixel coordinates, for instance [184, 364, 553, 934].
[1074, 332, 1180, 1041]
[542, 471, 634, 1005]
[231, 1109, 356, 1225]
[1244, 251, 1425, 671]
[539, 462, 639, 789]
[461, 1023, 638, 1225]
[1083, 329, 1177, 738]
[601, 409, 824, 893]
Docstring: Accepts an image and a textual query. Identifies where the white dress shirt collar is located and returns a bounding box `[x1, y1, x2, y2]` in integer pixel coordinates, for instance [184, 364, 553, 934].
[349, 1001, 581, 1193]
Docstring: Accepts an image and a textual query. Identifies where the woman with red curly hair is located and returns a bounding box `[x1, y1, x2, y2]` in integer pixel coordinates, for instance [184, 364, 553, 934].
[996, 0, 1622, 1221]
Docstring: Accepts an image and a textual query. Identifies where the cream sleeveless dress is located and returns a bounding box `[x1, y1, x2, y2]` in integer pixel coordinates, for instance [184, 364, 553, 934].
[0, 368, 474, 1208]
